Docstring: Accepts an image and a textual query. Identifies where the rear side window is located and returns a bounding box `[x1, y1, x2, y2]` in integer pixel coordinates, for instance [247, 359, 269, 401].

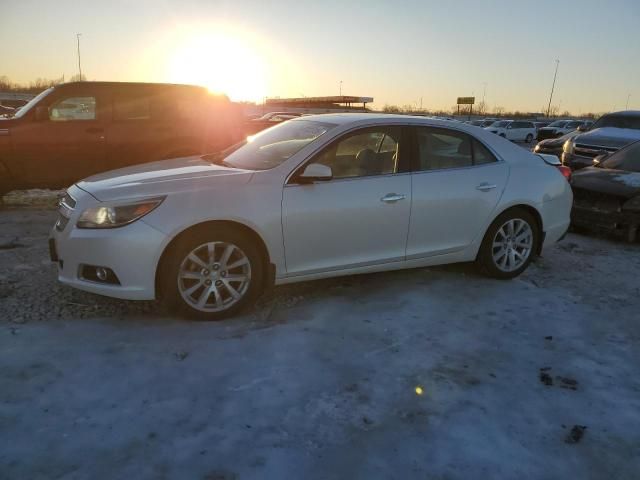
[113, 93, 151, 121]
[415, 127, 497, 171]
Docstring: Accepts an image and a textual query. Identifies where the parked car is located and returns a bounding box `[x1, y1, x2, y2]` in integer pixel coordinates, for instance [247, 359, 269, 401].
[0, 81, 243, 195]
[480, 119, 498, 127]
[49, 114, 572, 320]
[252, 112, 302, 122]
[534, 131, 580, 158]
[537, 120, 589, 140]
[571, 140, 640, 242]
[534, 121, 551, 130]
[562, 111, 640, 170]
[485, 120, 536, 143]
[466, 120, 485, 126]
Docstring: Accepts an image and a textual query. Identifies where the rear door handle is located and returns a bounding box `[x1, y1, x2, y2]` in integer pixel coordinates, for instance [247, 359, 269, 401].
[86, 127, 104, 134]
[381, 193, 406, 203]
[476, 183, 497, 192]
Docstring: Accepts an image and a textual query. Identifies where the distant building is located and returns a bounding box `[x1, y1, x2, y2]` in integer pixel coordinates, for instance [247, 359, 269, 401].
[243, 95, 374, 116]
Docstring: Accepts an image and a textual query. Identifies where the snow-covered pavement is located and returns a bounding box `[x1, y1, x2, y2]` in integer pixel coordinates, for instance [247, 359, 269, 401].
[1, 206, 639, 479]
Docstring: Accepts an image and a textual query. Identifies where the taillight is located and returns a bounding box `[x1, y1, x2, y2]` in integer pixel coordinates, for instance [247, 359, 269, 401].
[556, 165, 571, 181]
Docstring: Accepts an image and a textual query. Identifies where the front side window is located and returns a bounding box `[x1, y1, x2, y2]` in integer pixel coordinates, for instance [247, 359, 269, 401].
[415, 128, 497, 171]
[312, 127, 401, 179]
[49, 96, 96, 121]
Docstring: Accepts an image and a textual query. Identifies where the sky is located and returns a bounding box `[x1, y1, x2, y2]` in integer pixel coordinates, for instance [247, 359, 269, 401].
[2, 0, 639, 113]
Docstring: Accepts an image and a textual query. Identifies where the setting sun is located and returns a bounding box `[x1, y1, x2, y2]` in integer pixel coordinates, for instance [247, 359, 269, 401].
[166, 28, 267, 102]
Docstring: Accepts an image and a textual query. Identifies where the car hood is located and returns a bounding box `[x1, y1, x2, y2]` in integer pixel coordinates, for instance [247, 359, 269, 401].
[537, 137, 565, 147]
[539, 127, 559, 132]
[573, 127, 640, 149]
[571, 166, 640, 199]
[76, 156, 254, 202]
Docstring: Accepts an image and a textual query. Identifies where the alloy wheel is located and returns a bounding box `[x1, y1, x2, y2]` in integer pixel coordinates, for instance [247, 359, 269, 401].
[491, 218, 533, 272]
[177, 241, 251, 312]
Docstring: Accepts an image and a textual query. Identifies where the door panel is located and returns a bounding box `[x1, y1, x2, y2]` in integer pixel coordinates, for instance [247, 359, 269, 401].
[11, 92, 107, 187]
[282, 174, 411, 275]
[407, 126, 508, 258]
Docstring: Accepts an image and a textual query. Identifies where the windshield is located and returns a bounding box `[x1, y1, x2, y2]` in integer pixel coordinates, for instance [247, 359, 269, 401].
[601, 141, 640, 172]
[204, 119, 335, 170]
[548, 121, 568, 128]
[12, 87, 54, 118]
[491, 121, 509, 128]
[592, 114, 640, 130]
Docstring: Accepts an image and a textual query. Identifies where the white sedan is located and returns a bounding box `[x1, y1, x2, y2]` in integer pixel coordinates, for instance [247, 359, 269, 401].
[50, 114, 572, 320]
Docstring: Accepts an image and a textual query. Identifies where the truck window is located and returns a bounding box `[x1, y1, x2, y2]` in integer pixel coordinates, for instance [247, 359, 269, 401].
[114, 94, 151, 121]
[49, 96, 96, 121]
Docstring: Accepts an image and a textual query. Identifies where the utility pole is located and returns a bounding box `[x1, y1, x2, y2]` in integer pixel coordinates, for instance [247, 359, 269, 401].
[626, 93, 631, 110]
[546, 59, 559, 118]
[76, 33, 83, 80]
[482, 82, 487, 114]
[339, 80, 343, 96]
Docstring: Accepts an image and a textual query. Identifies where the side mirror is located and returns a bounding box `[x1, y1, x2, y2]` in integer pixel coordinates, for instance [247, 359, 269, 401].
[35, 106, 49, 121]
[576, 124, 589, 132]
[296, 163, 332, 183]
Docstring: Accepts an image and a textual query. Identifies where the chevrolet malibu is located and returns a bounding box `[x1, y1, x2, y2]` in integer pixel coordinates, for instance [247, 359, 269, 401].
[50, 114, 572, 320]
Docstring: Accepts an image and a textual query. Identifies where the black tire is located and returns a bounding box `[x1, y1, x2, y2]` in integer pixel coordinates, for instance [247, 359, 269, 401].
[158, 225, 264, 320]
[525, 133, 533, 143]
[476, 208, 540, 279]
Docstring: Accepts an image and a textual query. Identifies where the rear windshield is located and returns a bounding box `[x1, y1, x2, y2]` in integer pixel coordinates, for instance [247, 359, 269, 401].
[592, 115, 640, 130]
[601, 141, 640, 172]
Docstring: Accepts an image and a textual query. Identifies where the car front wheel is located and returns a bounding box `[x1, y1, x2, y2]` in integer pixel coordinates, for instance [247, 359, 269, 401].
[476, 209, 539, 279]
[525, 133, 533, 143]
[159, 226, 264, 320]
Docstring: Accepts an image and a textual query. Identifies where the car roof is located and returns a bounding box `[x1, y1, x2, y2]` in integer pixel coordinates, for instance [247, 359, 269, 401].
[604, 110, 640, 117]
[57, 81, 209, 92]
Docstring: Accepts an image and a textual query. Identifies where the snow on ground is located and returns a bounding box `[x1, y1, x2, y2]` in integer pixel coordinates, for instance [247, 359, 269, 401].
[1, 206, 639, 480]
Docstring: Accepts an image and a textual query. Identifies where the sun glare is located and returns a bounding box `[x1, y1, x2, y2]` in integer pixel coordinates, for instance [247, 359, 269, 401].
[166, 29, 267, 102]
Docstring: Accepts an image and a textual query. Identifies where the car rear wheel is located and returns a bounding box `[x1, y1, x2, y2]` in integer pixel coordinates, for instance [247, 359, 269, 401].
[476, 209, 539, 279]
[525, 133, 533, 143]
[159, 226, 264, 320]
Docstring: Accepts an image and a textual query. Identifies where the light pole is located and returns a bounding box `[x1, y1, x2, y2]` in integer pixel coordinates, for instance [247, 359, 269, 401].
[76, 33, 83, 80]
[546, 59, 559, 118]
[339, 80, 343, 96]
[626, 93, 631, 110]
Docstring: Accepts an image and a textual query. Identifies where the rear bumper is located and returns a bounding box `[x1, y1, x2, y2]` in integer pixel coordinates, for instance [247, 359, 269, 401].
[562, 153, 594, 170]
[50, 219, 168, 300]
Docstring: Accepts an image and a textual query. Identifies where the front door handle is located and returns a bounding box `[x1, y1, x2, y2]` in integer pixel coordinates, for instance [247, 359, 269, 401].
[476, 183, 497, 192]
[381, 193, 406, 203]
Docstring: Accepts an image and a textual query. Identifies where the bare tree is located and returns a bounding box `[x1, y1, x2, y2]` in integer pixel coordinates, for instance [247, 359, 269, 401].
[493, 106, 505, 116]
[382, 104, 401, 113]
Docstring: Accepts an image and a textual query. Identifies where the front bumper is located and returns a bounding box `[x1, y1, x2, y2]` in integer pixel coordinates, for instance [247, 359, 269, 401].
[50, 215, 168, 301]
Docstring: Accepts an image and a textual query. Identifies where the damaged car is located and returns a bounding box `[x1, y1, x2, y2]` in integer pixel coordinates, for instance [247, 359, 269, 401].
[571, 140, 640, 242]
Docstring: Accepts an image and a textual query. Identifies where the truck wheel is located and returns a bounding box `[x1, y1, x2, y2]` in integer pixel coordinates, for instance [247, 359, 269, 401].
[525, 133, 533, 143]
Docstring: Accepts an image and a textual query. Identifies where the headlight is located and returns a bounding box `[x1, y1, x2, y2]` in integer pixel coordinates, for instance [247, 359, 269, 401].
[563, 140, 574, 155]
[534, 144, 541, 152]
[77, 197, 165, 229]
